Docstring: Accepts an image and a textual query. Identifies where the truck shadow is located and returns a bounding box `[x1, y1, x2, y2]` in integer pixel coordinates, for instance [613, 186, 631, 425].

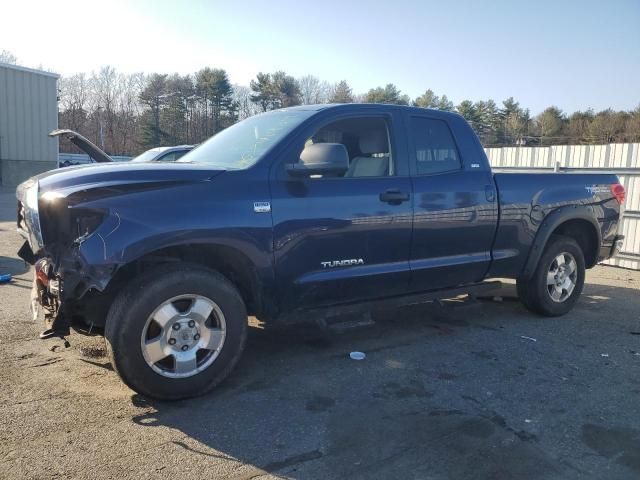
[0, 255, 29, 276]
[127, 280, 640, 479]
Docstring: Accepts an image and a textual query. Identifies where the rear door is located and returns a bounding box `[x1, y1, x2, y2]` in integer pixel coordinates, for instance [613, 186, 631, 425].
[407, 113, 498, 291]
[269, 109, 413, 310]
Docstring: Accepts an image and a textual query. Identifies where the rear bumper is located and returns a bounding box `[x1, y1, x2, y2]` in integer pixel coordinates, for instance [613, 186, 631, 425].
[611, 235, 625, 257]
[599, 235, 624, 262]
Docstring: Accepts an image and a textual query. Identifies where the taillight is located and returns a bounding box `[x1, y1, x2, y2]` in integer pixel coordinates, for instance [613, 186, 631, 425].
[611, 183, 625, 204]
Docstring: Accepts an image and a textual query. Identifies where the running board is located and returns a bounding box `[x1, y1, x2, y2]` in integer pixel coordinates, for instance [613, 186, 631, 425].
[277, 281, 503, 325]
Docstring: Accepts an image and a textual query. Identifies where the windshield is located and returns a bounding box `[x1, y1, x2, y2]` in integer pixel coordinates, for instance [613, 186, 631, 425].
[178, 109, 314, 168]
[130, 148, 166, 163]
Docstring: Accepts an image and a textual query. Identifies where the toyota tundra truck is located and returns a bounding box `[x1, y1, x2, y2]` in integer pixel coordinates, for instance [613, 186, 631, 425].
[16, 104, 625, 399]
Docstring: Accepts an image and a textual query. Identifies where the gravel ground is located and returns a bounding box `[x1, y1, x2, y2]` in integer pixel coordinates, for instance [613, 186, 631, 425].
[1, 190, 640, 480]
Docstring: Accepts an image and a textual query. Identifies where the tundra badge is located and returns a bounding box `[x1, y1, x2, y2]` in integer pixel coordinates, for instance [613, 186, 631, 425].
[321, 259, 365, 268]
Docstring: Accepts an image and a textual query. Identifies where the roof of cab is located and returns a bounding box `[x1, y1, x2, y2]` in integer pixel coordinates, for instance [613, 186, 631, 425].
[282, 103, 465, 120]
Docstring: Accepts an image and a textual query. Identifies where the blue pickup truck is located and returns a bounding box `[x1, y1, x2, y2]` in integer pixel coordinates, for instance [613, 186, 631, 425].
[16, 104, 625, 399]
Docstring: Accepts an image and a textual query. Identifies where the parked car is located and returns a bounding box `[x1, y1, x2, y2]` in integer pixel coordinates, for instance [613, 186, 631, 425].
[130, 145, 195, 163]
[51, 129, 193, 166]
[17, 104, 625, 400]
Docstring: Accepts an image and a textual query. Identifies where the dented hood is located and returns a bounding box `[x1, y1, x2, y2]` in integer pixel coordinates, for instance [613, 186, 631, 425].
[49, 129, 113, 163]
[35, 161, 226, 196]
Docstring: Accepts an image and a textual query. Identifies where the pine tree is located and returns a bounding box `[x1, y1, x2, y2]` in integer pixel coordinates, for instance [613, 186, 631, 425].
[329, 80, 354, 103]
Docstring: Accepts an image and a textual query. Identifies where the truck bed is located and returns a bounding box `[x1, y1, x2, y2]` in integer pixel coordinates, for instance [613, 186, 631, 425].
[489, 172, 621, 277]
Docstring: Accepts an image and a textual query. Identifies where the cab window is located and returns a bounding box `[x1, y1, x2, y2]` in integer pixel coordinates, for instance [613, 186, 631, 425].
[410, 117, 461, 175]
[301, 117, 393, 177]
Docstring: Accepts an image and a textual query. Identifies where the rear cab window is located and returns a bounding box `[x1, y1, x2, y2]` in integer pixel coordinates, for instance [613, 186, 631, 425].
[409, 117, 462, 175]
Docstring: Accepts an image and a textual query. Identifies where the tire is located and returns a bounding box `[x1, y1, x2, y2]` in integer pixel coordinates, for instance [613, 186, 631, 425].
[517, 235, 585, 317]
[104, 264, 247, 400]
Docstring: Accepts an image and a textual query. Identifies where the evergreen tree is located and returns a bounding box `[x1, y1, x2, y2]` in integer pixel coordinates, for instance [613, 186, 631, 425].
[414, 89, 439, 108]
[139, 73, 168, 147]
[436, 95, 454, 111]
[196, 68, 236, 133]
[250, 71, 301, 111]
[456, 100, 479, 124]
[364, 84, 409, 105]
[250, 73, 275, 112]
[271, 71, 302, 108]
[329, 80, 354, 103]
[474, 100, 501, 145]
[535, 106, 565, 143]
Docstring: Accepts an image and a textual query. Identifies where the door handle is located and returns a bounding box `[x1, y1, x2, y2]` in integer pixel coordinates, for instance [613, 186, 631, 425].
[485, 185, 496, 202]
[380, 189, 410, 204]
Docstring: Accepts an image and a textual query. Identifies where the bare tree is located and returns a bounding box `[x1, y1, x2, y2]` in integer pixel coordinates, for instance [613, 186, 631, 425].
[298, 75, 329, 104]
[233, 85, 260, 120]
[58, 73, 89, 132]
[0, 50, 18, 64]
[116, 73, 145, 154]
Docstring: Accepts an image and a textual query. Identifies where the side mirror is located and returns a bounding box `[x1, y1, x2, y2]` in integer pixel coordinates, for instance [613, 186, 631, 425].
[286, 143, 349, 177]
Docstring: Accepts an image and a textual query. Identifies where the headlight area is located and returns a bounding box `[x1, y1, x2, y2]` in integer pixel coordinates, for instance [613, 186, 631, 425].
[71, 208, 108, 244]
[38, 192, 107, 250]
[33, 193, 110, 339]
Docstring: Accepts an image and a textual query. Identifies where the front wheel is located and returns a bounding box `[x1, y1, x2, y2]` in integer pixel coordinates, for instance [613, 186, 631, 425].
[517, 235, 586, 317]
[105, 264, 247, 400]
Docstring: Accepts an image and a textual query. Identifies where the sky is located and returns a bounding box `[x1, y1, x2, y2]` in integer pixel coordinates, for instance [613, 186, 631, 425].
[1, 0, 639, 114]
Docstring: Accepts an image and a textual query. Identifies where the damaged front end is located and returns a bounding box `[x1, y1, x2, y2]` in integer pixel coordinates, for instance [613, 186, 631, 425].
[16, 179, 120, 339]
[16, 163, 226, 341]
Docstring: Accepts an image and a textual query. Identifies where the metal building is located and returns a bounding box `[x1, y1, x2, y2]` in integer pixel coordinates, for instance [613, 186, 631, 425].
[0, 62, 59, 187]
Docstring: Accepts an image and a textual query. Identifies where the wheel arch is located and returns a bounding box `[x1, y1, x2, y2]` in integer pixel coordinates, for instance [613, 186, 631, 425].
[99, 243, 270, 321]
[520, 206, 601, 279]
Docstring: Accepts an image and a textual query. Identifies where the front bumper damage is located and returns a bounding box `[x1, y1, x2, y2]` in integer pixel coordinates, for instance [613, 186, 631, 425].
[16, 181, 121, 339]
[17, 226, 123, 339]
[18, 240, 90, 339]
[16, 179, 66, 338]
[32, 257, 63, 338]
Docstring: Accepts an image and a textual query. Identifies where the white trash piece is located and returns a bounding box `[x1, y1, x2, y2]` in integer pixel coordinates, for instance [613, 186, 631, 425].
[520, 335, 537, 342]
[350, 351, 366, 360]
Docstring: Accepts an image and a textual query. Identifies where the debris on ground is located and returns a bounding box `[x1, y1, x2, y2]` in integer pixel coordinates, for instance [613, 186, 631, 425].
[79, 346, 107, 358]
[600, 353, 609, 358]
[349, 351, 366, 360]
[520, 335, 537, 342]
[0, 273, 12, 283]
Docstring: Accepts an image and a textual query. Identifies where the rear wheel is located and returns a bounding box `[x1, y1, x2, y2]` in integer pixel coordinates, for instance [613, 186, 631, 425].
[105, 264, 247, 400]
[517, 235, 585, 316]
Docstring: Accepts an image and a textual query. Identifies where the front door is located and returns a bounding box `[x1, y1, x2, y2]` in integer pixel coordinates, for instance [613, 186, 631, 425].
[269, 112, 413, 310]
